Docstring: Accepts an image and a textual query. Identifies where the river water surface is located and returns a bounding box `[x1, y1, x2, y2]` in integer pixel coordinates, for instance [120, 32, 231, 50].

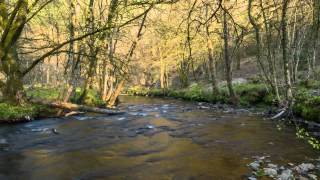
[0, 96, 319, 179]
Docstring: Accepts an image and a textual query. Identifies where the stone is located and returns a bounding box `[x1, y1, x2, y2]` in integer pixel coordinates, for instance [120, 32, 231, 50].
[297, 176, 309, 180]
[288, 163, 294, 166]
[248, 161, 260, 171]
[263, 168, 278, 178]
[117, 117, 126, 121]
[248, 177, 257, 180]
[0, 138, 7, 144]
[277, 169, 293, 180]
[294, 163, 315, 173]
[267, 163, 278, 170]
[146, 125, 155, 129]
[308, 174, 317, 180]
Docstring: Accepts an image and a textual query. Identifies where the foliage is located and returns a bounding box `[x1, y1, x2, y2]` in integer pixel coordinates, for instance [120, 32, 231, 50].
[296, 128, 320, 150]
[127, 83, 271, 106]
[0, 103, 39, 122]
[233, 84, 268, 106]
[26, 87, 60, 101]
[71, 88, 105, 107]
[293, 89, 320, 123]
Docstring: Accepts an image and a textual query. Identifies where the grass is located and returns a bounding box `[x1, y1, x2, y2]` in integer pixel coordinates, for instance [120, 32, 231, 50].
[26, 87, 60, 101]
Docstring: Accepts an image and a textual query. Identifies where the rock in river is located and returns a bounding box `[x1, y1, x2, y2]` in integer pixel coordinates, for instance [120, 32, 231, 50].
[249, 161, 260, 171]
[263, 168, 278, 178]
[278, 169, 293, 180]
[294, 163, 315, 173]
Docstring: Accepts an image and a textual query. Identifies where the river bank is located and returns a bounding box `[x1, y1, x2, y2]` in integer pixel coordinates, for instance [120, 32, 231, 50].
[125, 82, 320, 124]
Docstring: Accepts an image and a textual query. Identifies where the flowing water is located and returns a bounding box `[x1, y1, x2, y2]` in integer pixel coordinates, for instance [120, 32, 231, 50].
[0, 96, 318, 180]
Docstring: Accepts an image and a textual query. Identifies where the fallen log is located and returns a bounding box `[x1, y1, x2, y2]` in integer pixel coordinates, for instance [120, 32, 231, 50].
[65, 111, 85, 117]
[31, 99, 125, 115]
[270, 109, 286, 120]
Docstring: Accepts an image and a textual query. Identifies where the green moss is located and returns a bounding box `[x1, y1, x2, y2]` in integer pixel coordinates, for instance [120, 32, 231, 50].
[71, 88, 104, 107]
[233, 84, 268, 106]
[26, 87, 60, 101]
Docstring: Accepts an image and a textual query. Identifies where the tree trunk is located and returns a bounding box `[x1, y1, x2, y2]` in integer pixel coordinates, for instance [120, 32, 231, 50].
[222, 10, 236, 101]
[108, 79, 124, 107]
[281, 0, 293, 102]
[32, 99, 124, 115]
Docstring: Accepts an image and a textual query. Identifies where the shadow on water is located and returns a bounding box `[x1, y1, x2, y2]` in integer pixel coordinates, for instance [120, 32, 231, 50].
[0, 96, 318, 179]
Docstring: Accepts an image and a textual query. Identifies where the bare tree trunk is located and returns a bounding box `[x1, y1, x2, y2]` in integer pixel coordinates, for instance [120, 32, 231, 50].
[205, 4, 219, 94]
[107, 6, 151, 107]
[222, 10, 236, 101]
[259, 0, 281, 102]
[160, 47, 166, 89]
[281, 0, 293, 103]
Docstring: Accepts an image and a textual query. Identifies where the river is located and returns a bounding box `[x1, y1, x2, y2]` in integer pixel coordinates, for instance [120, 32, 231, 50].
[0, 96, 319, 179]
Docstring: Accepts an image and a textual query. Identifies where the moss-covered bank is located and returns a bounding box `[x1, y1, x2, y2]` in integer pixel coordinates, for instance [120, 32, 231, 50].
[0, 87, 105, 123]
[125, 83, 320, 123]
[0, 103, 56, 123]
